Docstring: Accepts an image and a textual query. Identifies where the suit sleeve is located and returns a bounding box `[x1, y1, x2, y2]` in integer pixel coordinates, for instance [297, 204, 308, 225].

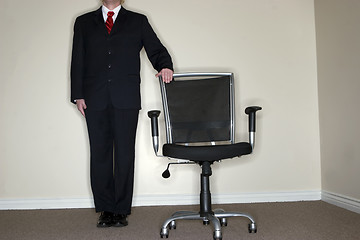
[70, 18, 85, 104]
[141, 16, 173, 72]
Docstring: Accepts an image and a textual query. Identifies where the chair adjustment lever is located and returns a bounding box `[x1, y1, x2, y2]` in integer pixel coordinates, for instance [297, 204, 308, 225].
[162, 161, 194, 179]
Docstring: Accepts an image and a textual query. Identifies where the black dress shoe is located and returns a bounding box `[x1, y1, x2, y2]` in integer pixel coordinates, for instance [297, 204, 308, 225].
[97, 211, 113, 228]
[112, 214, 128, 227]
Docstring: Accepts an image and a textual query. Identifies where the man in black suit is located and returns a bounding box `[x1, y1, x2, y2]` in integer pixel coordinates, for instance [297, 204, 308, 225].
[70, 0, 173, 228]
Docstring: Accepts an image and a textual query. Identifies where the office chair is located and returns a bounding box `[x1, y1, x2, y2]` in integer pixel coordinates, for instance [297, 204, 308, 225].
[148, 73, 262, 240]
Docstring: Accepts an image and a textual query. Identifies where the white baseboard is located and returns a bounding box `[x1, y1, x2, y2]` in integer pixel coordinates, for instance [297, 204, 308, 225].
[3, 191, 359, 214]
[321, 191, 360, 214]
[0, 198, 95, 210]
[0, 191, 321, 210]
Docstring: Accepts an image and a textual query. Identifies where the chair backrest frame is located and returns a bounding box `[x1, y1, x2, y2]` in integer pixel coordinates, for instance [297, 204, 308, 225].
[159, 72, 235, 145]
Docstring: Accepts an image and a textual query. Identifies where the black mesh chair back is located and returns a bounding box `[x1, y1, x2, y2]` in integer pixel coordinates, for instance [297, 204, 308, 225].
[160, 73, 234, 145]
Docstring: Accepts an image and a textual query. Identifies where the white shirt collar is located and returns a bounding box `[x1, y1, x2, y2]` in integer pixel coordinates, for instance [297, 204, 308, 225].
[102, 5, 122, 22]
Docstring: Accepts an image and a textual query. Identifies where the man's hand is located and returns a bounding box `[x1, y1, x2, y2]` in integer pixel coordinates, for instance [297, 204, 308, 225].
[76, 99, 87, 117]
[156, 68, 173, 83]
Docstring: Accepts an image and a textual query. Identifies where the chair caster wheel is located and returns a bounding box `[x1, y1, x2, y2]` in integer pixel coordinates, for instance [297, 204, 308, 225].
[219, 218, 227, 227]
[213, 231, 222, 240]
[248, 222, 257, 233]
[203, 220, 210, 225]
[160, 228, 169, 238]
[169, 221, 176, 230]
[160, 234, 169, 239]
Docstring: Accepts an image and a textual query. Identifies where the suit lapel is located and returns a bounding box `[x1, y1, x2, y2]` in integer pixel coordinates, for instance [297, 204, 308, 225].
[110, 7, 127, 36]
[94, 7, 108, 36]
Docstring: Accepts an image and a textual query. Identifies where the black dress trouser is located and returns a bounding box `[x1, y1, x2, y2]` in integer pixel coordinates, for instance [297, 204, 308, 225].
[85, 104, 139, 215]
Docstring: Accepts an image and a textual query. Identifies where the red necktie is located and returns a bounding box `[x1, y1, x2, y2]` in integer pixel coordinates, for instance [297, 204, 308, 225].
[106, 11, 114, 34]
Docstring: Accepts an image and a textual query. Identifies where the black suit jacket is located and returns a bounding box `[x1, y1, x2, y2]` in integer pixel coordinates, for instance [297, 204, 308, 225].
[70, 7, 173, 110]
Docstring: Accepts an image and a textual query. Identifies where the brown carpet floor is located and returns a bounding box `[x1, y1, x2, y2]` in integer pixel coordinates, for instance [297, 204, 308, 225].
[0, 201, 359, 240]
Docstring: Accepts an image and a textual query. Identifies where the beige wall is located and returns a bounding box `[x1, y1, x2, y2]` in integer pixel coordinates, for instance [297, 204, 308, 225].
[315, 0, 360, 200]
[0, 0, 321, 203]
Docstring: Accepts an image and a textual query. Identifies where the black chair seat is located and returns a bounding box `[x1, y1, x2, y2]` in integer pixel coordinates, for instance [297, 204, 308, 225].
[163, 142, 252, 162]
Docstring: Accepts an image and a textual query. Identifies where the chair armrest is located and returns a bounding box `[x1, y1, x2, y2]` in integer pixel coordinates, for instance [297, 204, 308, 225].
[245, 106, 262, 149]
[147, 110, 161, 155]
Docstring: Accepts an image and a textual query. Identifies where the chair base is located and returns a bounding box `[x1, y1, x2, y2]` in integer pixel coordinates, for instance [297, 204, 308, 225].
[160, 162, 257, 239]
[160, 209, 257, 240]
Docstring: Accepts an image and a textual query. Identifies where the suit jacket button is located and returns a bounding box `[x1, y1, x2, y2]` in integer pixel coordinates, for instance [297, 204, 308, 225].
[108, 64, 112, 69]
[108, 79, 112, 82]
